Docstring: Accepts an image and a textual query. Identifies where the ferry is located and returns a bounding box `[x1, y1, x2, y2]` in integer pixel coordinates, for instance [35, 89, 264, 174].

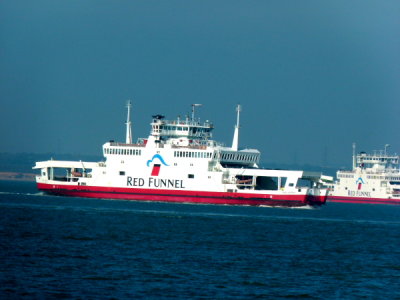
[33, 102, 328, 207]
[327, 144, 400, 205]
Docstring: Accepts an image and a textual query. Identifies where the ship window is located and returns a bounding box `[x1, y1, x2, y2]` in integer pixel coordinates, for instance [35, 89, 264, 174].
[188, 174, 194, 179]
[255, 176, 279, 190]
[279, 177, 287, 188]
[119, 171, 125, 176]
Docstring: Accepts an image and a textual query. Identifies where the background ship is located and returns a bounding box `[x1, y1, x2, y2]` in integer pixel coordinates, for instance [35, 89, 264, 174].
[327, 144, 400, 205]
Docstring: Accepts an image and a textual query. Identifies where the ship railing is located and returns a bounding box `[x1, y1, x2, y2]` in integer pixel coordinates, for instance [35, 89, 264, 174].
[161, 119, 214, 128]
[109, 142, 146, 147]
[171, 144, 208, 150]
[341, 169, 400, 174]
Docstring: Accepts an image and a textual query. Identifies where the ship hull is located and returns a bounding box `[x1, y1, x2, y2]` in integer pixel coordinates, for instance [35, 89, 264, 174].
[327, 196, 400, 205]
[37, 183, 326, 207]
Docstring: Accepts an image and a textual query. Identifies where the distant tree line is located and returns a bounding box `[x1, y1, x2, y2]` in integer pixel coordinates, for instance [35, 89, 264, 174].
[0, 153, 102, 173]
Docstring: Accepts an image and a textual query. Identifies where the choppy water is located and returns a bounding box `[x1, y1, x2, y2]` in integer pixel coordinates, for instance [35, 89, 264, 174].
[1, 181, 400, 299]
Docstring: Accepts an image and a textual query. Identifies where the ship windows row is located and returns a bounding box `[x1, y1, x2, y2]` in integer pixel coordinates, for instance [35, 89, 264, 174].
[219, 153, 258, 162]
[104, 148, 142, 156]
[367, 175, 383, 180]
[174, 151, 212, 159]
[338, 174, 354, 178]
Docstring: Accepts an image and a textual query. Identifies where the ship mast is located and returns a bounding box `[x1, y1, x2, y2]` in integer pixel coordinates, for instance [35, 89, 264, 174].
[126, 100, 133, 144]
[352, 142, 356, 169]
[191, 104, 202, 121]
[232, 104, 241, 151]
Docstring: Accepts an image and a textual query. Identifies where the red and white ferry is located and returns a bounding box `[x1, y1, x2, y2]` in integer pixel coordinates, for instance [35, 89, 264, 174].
[327, 144, 400, 205]
[34, 102, 328, 207]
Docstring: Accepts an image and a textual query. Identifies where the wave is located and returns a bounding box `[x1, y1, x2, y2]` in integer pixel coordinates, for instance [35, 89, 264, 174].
[0, 191, 44, 196]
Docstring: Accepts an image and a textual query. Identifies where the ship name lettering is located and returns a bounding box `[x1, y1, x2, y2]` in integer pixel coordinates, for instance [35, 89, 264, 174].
[148, 177, 185, 189]
[348, 190, 371, 197]
[127, 177, 145, 187]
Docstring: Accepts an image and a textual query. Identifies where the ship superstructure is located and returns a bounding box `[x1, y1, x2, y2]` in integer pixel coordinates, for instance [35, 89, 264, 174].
[34, 103, 328, 207]
[328, 144, 400, 205]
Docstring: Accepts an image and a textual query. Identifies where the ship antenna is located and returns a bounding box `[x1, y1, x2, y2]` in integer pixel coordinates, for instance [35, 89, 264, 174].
[232, 104, 241, 151]
[126, 100, 133, 144]
[385, 144, 390, 156]
[191, 104, 202, 121]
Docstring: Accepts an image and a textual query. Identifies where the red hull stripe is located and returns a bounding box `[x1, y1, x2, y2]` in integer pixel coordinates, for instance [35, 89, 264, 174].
[37, 183, 326, 207]
[327, 196, 400, 205]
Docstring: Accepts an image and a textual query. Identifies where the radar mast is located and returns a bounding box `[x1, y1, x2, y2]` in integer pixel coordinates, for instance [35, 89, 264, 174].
[126, 100, 133, 144]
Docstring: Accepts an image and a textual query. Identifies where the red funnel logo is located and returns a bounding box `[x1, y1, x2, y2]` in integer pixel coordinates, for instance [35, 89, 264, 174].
[151, 164, 161, 176]
[356, 177, 364, 190]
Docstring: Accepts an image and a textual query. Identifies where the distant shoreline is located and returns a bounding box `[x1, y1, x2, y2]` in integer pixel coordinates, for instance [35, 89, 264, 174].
[0, 172, 36, 182]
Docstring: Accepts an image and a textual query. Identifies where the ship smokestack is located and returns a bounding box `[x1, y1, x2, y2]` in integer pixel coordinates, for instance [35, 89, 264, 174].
[232, 104, 241, 151]
[126, 100, 133, 144]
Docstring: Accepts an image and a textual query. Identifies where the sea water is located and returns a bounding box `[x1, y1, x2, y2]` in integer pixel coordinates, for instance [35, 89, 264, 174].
[1, 181, 399, 299]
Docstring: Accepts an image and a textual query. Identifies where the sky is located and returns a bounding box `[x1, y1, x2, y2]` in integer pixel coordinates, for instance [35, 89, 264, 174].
[1, 1, 399, 168]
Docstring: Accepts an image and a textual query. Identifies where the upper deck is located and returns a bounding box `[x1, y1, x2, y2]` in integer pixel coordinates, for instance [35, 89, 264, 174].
[355, 150, 399, 173]
[150, 114, 214, 141]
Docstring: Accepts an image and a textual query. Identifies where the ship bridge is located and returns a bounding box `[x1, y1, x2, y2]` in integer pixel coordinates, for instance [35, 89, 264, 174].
[149, 113, 216, 147]
[151, 116, 213, 139]
[356, 151, 399, 172]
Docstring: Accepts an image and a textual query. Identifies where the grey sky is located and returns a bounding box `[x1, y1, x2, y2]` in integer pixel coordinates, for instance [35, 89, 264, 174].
[1, 1, 399, 168]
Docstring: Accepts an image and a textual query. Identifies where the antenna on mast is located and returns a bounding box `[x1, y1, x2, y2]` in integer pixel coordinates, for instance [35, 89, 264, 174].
[191, 104, 202, 121]
[126, 100, 133, 144]
[232, 104, 241, 151]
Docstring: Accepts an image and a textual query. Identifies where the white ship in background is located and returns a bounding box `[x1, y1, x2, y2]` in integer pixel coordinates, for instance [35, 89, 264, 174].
[34, 102, 328, 207]
[327, 144, 400, 205]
